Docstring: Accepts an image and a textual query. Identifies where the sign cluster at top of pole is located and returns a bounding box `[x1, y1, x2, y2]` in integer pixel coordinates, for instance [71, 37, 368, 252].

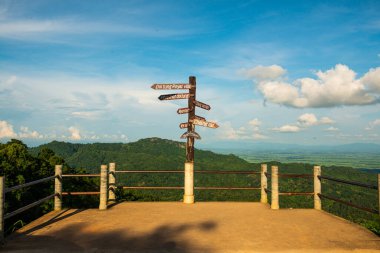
[151, 77, 219, 141]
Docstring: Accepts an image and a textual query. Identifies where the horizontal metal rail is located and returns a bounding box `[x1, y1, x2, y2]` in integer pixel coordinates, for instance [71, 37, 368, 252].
[318, 193, 378, 214]
[5, 175, 56, 193]
[196, 170, 260, 174]
[62, 174, 100, 177]
[279, 192, 314, 196]
[62, 191, 100, 195]
[4, 194, 56, 220]
[121, 186, 184, 190]
[278, 174, 313, 178]
[265, 188, 271, 193]
[195, 186, 260, 190]
[116, 170, 182, 173]
[115, 170, 259, 174]
[264, 172, 271, 176]
[319, 175, 378, 190]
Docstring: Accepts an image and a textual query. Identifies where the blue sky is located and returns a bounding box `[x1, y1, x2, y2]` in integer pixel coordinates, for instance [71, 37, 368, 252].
[0, 0, 379, 147]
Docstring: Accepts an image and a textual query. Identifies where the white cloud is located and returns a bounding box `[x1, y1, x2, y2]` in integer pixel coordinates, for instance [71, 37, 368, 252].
[361, 67, 380, 93]
[240, 65, 286, 80]
[217, 119, 268, 140]
[249, 64, 380, 108]
[365, 119, 380, 130]
[0, 121, 43, 139]
[249, 118, 261, 127]
[297, 113, 334, 127]
[272, 124, 301, 133]
[325, 126, 339, 132]
[68, 126, 81, 140]
[297, 113, 318, 127]
[319, 117, 335, 124]
[19, 126, 43, 138]
[0, 120, 17, 138]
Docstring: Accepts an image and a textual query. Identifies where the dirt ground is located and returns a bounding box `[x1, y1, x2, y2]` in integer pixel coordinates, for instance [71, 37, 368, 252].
[2, 202, 380, 252]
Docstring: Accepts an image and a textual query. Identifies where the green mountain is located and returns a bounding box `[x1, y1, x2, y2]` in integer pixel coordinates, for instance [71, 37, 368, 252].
[29, 137, 252, 172]
[27, 137, 380, 234]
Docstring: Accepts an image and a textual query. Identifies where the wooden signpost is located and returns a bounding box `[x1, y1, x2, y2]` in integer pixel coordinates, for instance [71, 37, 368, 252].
[152, 76, 218, 204]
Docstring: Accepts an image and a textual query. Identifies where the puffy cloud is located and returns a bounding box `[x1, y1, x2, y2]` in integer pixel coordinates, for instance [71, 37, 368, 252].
[272, 124, 301, 133]
[68, 126, 81, 140]
[240, 65, 286, 80]
[361, 67, 380, 93]
[19, 126, 43, 138]
[297, 113, 334, 127]
[249, 64, 380, 108]
[273, 113, 334, 133]
[0, 120, 17, 138]
[365, 119, 380, 130]
[217, 119, 268, 140]
[249, 118, 261, 127]
[0, 121, 43, 139]
[297, 113, 318, 127]
[325, 126, 339, 132]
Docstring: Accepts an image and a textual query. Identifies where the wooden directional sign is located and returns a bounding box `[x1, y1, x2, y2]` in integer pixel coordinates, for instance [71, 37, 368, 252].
[194, 115, 205, 121]
[151, 83, 192, 90]
[177, 107, 190, 114]
[159, 93, 191, 100]
[179, 122, 188, 129]
[180, 131, 201, 140]
[194, 100, 211, 110]
[191, 118, 219, 128]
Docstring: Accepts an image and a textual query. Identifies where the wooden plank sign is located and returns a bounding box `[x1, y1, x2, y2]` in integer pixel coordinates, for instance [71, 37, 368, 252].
[191, 118, 219, 128]
[179, 122, 188, 129]
[159, 93, 191, 100]
[194, 100, 211, 110]
[194, 115, 205, 121]
[151, 84, 192, 90]
[177, 108, 190, 114]
[180, 131, 201, 140]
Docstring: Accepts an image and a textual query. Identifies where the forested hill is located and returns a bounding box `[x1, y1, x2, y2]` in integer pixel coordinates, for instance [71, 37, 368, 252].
[29, 137, 252, 172]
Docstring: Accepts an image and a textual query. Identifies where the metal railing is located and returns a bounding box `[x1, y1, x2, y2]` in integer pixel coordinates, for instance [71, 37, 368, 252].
[115, 169, 261, 191]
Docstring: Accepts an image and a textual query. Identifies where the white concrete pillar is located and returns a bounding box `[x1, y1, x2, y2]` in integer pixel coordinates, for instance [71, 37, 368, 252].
[108, 162, 116, 202]
[314, 166, 322, 210]
[271, 165, 279, 210]
[99, 165, 108, 210]
[183, 162, 194, 204]
[261, 164, 268, 204]
[54, 165, 63, 211]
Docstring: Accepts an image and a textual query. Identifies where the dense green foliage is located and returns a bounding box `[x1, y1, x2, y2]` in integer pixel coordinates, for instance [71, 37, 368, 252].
[2, 137, 379, 235]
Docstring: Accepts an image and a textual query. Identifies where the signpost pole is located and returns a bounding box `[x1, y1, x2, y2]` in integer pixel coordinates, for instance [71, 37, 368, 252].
[184, 76, 196, 204]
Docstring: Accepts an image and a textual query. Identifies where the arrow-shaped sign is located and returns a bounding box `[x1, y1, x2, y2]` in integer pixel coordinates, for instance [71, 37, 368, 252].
[191, 118, 219, 128]
[180, 131, 201, 139]
[179, 122, 188, 129]
[159, 93, 191, 100]
[194, 115, 205, 121]
[194, 100, 211, 110]
[151, 83, 192, 90]
[177, 107, 190, 114]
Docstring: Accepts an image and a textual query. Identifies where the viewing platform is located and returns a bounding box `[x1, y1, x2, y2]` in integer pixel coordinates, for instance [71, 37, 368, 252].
[3, 202, 380, 252]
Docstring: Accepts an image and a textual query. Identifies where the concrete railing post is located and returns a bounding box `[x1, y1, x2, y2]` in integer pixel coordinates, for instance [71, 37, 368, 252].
[314, 166, 322, 210]
[108, 162, 116, 203]
[261, 164, 268, 204]
[183, 162, 194, 204]
[271, 165, 279, 210]
[0, 176, 4, 244]
[99, 165, 108, 210]
[54, 165, 63, 211]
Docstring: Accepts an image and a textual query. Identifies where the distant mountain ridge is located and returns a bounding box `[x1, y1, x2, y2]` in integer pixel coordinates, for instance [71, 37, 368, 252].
[29, 137, 251, 172]
[205, 142, 380, 153]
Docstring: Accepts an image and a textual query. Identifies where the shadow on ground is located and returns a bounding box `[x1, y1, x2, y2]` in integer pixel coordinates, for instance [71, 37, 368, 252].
[4, 220, 217, 253]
